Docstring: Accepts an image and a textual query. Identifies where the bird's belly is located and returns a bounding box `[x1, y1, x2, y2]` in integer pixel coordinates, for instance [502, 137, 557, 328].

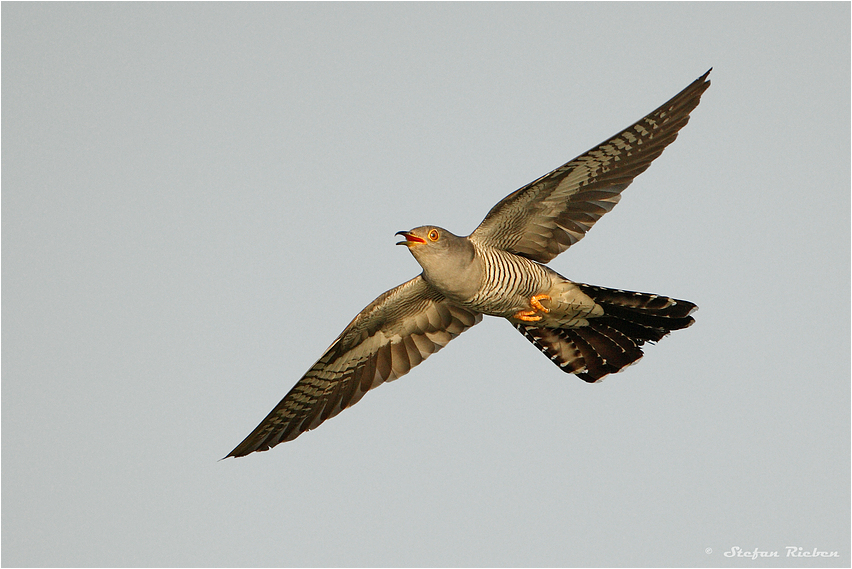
[461, 268, 603, 327]
[532, 280, 605, 328]
[462, 292, 541, 318]
[486, 277, 604, 327]
[459, 249, 554, 316]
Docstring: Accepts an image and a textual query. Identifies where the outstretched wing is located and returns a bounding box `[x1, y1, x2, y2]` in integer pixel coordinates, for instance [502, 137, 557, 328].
[227, 276, 481, 457]
[470, 69, 711, 264]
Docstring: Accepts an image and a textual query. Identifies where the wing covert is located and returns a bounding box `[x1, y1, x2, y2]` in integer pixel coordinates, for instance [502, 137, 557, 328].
[227, 276, 481, 457]
[470, 69, 711, 263]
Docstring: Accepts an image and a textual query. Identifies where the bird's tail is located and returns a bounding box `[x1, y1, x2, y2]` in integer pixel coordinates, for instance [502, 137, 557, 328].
[514, 284, 696, 382]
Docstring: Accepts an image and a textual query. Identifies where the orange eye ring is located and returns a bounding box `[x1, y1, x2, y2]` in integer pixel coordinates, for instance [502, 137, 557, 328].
[427, 229, 439, 241]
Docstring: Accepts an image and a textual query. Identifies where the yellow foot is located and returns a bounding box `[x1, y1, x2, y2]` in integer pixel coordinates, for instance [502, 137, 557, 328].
[513, 294, 552, 322]
[530, 294, 551, 313]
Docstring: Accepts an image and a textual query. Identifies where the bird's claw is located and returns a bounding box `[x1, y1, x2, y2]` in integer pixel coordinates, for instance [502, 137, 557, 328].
[514, 310, 541, 322]
[530, 294, 551, 314]
[514, 294, 551, 322]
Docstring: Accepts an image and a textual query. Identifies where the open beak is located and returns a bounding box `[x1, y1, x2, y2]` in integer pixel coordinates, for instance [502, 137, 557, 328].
[395, 230, 425, 246]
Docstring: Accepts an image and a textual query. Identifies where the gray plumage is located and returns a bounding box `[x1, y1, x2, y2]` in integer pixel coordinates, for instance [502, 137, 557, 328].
[227, 69, 710, 458]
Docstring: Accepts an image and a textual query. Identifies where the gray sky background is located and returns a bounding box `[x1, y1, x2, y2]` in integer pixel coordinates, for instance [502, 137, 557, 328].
[3, 3, 849, 567]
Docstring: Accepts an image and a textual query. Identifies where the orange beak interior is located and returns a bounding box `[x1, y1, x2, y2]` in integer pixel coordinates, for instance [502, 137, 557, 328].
[396, 231, 426, 246]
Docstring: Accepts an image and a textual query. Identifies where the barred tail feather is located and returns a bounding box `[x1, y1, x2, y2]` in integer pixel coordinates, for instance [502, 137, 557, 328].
[515, 285, 696, 382]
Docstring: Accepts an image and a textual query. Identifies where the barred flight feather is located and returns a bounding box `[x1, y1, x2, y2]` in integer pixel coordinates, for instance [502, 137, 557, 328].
[471, 69, 710, 263]
[227, 276, 481, 457]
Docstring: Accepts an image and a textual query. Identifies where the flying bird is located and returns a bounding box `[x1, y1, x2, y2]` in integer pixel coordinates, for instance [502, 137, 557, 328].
[228, 69, 710, 457]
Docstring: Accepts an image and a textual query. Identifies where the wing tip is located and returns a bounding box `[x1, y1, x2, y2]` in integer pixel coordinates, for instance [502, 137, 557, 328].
[224, 442, 255, 459]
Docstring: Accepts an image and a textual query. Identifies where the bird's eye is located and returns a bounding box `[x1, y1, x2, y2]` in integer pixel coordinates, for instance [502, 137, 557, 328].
[428, 229, 439, 241]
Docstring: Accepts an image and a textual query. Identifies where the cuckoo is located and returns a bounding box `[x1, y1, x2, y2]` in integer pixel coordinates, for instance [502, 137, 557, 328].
[227, 70, 710, 457]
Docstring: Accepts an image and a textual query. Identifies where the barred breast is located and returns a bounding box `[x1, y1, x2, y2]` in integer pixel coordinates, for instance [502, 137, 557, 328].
[464, 244, 553, 317]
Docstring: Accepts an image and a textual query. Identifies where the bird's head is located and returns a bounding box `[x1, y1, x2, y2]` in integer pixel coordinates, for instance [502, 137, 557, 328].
[395, 226, 457, 257]
[396, 226, 478, 296]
